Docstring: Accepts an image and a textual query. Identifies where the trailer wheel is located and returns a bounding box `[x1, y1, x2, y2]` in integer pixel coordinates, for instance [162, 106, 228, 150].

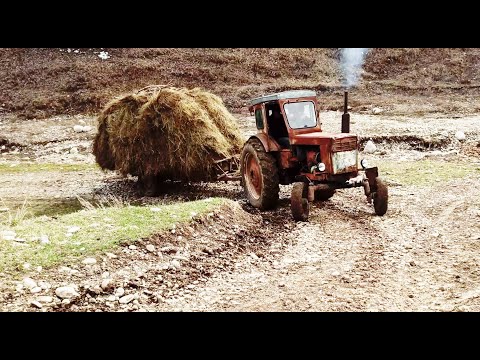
[314, 189, 336, 201]
[291, 182, 309, 221]
[373, 178, 388, 216]
[240, 138, 279, 210]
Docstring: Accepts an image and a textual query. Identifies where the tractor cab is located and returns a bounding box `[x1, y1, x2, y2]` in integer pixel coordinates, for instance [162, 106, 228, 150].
[249, 90, 321, 150]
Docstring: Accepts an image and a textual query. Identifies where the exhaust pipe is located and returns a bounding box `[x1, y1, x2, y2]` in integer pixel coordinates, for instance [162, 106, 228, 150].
[341, 91, 350, 133]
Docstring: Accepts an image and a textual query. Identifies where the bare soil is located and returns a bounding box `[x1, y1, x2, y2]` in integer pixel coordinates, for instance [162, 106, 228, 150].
[1, 107, 479, 312]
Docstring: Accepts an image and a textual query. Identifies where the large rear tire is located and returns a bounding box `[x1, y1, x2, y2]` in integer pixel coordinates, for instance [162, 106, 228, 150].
[373, 178, 388, 216]
[291, 182, 309, 221]
[240, 138, 279, 210]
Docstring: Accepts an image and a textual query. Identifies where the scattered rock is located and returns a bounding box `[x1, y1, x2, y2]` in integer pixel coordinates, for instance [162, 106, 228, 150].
[78, 119, 87, 125]
[409, 261, 416, 266]
[37, 296, 53, 303]
[146, 244, 155, 253]
[30, 286, 42, 294]
[455, 131, 466, 141]
[106, 252, 117, 259]
[23, 277, 37, 290]
[331, 271, 341, 277]
[248, 252, 259, 260]
[119, 294, 135, 304]
[73, 125, 84, 133]
[129, 245, 137, 250]
[278, 282, 286, 288]
[364, 140, 377, 154]
[31, 301, 43, 309]
[1, 230, 16, 241]
[55, 286, 79, 299]
[170, 260, 181, 270]
[36, 266, 43, 272]
[106, 295, 116, 302]
[114, 287, 125, 297]
[69, 147, 79, 154]
[101, 278, 114, 291]
[82, 125, 92, 132]
[82, 257, 97, 265]
[372, 107, 383, 115]
[67, 226, 80, 234]
[23, 263, 31, 270]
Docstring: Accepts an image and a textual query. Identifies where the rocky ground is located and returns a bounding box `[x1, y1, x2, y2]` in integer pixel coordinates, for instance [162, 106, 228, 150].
[1, 109, 479, 312]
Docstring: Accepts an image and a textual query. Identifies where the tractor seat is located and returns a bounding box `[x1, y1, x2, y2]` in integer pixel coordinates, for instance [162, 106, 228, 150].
[276, 137, 290, 149]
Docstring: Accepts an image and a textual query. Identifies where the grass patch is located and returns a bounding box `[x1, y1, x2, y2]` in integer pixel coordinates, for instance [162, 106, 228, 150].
[0, 197, 224, 275]
[379, 159, 480, 186]
[0, 163, 99, 174]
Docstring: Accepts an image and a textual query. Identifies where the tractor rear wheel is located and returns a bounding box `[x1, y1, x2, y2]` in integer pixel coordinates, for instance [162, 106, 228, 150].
[373, 178, 388, 216]
[240, 138, 279, 210]
[314, 189, 336, 201]
[291, 182, 309, 221]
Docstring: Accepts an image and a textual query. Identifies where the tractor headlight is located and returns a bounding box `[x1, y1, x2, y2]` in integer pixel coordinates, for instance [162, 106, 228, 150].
[360, 159, 369, 169]
[317, 163, 326, 172]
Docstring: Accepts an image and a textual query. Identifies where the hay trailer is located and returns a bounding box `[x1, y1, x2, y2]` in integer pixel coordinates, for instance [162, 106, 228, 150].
[232, 90, 388, 221]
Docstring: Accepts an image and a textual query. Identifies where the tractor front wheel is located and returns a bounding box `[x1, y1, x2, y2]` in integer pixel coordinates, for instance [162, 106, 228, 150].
[373, 178, 388, 216]
[291, 182, 309, 221]
[240, 139, 279, 210]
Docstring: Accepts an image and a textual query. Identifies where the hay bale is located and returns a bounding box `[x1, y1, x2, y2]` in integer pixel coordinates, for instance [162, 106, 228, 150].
[93, 86, 244, 182]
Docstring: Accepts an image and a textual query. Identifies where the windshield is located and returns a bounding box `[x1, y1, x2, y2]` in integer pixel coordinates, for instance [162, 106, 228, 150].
[283, 101, 317, 129]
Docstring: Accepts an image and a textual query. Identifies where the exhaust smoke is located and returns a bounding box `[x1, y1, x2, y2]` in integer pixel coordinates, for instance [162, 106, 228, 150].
[341, 48, 369, 88]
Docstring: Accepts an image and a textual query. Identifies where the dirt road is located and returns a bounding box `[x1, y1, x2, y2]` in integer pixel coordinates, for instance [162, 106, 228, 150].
[1, 111, 479, 312]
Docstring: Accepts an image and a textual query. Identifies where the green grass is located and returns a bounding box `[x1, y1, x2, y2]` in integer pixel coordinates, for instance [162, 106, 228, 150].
[379, 159, 480, 186]
[0, 163, 99, 174]
[0, 197, 224, 275]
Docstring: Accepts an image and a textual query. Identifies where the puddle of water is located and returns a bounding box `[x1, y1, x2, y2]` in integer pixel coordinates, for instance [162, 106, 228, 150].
[1, 197, 86, 221]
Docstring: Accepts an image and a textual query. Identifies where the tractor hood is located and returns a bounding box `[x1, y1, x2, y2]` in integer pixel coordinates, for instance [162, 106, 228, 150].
[290, 132, 357, 146]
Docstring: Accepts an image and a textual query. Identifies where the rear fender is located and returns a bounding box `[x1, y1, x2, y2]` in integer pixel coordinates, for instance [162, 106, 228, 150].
[248, 134, 281, 153]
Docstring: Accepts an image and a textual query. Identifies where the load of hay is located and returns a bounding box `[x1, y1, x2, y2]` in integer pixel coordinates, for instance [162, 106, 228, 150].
[93, 85, 244, 183]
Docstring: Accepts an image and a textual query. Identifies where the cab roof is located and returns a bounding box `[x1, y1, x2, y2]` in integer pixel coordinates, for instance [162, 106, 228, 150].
[249, 90, 316, 106]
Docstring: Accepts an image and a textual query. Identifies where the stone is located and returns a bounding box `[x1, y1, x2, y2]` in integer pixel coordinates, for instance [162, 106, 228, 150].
[23, 277, 37, 290]
[114, 287, 125, 297]
[119, 294, 135, 304]
[69, 147, 79, 154]
[106, 252, 117, 259]
[372, 107, 383, 115]
[146, 244, 155, 253]
[101, 278, 114, 291]
[73, 125, 84, 133]
[31, 301, 43, 309]
[455, 131, 466, 141]
[249, 252, 259, 260]
[170, 260, 181, 270]
[106, 295, 116, 302]
[37, 296, 53, 303]
[1, 230, 16, 241]
[82, 126, 92, 132]
[364, 140, 377, 154]
[30, 286, 42, 294]
[129, 245, 137, 250]
[55, 286, 79, 299]
[82, 257, 97, 265]
[67, 226, 80, 234]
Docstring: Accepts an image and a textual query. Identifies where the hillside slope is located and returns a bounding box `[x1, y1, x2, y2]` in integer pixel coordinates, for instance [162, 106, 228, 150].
[0, 48, 479, 119]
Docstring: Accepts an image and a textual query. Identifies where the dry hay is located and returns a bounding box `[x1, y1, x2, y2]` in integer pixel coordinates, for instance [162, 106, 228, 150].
[93, 85, 244, 182]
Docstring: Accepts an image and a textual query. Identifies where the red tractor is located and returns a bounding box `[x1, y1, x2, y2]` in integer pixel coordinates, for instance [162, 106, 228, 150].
[240, 90, 388, 221]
